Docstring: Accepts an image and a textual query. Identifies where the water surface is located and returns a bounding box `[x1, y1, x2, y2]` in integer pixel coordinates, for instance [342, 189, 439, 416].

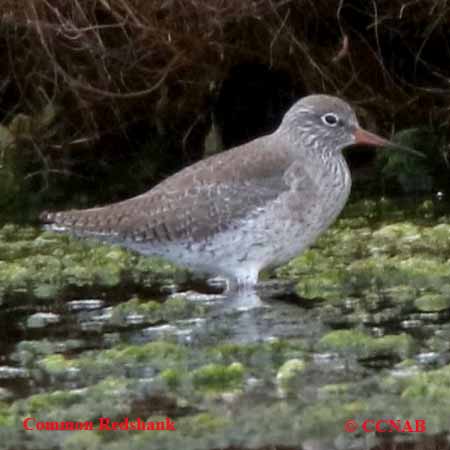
[1, 196, 450, 450]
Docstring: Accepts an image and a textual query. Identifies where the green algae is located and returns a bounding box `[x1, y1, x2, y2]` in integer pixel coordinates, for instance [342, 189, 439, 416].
[1, 197, 448, 307]
[160, 368, 183, 389]
[208, 339, 306, 369]
[4, 376, 133, 446]
[284, 399, 372, 439]
[0, 402, 14, 428]
[13, 339, 86, 367]
[2, 197, 450, 449]
[277, 198, 450, 307]
[415, 293, 450, 312]
[318, 329, 371, 354]
[94, 341, 187, 369]
[381, 285, 418, 303]
[295, 271, 345, 300]
[400, 364, 450, 401]
[176, 413, 231, 438]
[0, 224, 187, 303]
[27, 341, 191, 385]
[276, 358, 306, 394]
[192, 362, 245, 392]
[110, 297, 161, 323]
[317, 383, 350, 399]
[24, 390, 85, 415]
[318, 330, 415, 359]
[63, 431, 102, 450]
[39, 354, 75, 376]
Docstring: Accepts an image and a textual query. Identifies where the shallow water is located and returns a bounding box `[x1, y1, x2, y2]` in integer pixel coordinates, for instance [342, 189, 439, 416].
[1, 196, 450, 450]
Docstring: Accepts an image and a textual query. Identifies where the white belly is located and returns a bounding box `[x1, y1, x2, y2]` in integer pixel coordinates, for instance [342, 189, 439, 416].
[131, 175, 351, 285]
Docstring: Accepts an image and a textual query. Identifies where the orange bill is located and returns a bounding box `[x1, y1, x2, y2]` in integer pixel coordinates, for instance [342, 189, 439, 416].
[353, 127, 391, 147]
[352, 127, 425, 158]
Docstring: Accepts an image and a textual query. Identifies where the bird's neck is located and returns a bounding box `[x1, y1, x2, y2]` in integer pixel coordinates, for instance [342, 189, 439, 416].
[277, 127, 350, 185]
[308, 150, 350, 188]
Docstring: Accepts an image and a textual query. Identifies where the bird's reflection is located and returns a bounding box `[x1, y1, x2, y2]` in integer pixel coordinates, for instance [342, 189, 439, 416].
[203, 282, 303, 344]
[207, 287, 267, 343]
[219, 287, 265, 311]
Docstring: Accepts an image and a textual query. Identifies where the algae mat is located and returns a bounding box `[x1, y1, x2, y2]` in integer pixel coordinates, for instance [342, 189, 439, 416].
[0, 197, 450, 450]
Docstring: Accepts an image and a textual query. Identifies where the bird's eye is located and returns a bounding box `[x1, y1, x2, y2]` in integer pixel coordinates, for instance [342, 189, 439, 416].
[321, 113, 339, 127]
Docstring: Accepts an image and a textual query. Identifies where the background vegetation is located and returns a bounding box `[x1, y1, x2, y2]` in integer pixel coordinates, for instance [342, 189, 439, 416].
[1, 0, 450, 217]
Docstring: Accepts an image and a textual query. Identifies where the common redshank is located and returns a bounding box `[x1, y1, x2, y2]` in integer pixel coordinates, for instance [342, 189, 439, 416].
[41, 95, 395, 288]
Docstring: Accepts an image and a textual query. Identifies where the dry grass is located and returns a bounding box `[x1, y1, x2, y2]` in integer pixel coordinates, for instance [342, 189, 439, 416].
[1, 0, 450, 192]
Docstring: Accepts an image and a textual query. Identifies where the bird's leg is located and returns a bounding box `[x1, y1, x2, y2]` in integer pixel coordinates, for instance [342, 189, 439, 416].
[235, 269, 260, 292]
[219, 268, 259, 293]
[219, 274, 265, 310]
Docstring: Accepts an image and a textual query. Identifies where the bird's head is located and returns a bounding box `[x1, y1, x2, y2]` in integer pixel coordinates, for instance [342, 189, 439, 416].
[279, 94, 391, 157]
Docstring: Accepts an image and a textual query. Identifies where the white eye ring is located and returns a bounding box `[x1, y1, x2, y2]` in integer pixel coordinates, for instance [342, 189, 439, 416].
[321, 113, 339, 127]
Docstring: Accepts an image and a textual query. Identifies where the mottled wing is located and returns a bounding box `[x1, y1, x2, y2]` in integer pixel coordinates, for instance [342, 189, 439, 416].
[41, 136, 310, 244]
